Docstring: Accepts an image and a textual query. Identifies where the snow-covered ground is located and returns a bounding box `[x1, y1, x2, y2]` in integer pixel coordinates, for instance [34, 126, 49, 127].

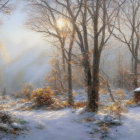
[2, 109, 92, 140]
[10, 106, 140, 140]
[1, 97, 140, 140]
[115, 107, 140, 140]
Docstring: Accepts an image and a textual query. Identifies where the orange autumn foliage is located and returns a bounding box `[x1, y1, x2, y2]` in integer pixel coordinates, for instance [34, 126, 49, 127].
[72, 102, 87, 109]
[22, 84, 34, 99]
[31, 87, 54, 106]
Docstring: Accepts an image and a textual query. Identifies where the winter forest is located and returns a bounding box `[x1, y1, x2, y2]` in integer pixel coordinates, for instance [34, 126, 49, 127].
[0, 0, 140, 140]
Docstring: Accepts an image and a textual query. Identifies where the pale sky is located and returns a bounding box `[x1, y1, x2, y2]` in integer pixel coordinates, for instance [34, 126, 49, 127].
[0, 1, 50, 61]
[0, 1, 52, 92]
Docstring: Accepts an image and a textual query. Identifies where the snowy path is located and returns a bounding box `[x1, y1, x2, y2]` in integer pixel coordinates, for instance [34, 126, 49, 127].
[116, 107, 140, 140]
[5, 109, 92, 140]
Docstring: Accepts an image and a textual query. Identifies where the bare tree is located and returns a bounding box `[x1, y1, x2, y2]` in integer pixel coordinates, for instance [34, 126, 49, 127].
[0, 0, 10, 13]
[47, 0, 125, 112]
[27, 0, 76, 106]
[26, 0, 125, 112]
[110, 0, 140, 88]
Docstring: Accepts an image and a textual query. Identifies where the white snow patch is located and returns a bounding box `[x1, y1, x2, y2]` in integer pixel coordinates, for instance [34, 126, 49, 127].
[2, 109, 92, 140]
[116, 107, 140, 140]
[134, 87, 140, 92]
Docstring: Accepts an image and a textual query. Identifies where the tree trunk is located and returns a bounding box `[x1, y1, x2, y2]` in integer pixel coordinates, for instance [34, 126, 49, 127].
[88, 51, 100, 112]
[62, 45, 66, 72]
[83, 57, 92, 109]
[131, 56, 134, 73]
[87, 0, 100, 112]
[67, 56, 73, 106]
[134, 57, 138, 88]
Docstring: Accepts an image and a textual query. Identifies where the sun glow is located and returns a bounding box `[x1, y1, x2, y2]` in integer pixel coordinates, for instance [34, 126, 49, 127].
[57, 18, 66, 29]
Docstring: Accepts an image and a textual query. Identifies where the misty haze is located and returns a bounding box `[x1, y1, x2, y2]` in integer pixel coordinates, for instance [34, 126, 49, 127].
[0, 0, 140, 140]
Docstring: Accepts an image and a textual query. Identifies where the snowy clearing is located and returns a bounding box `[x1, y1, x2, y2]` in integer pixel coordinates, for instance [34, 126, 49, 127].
[2, 109, 92, 140]
[1, 98, 140, 140]
[9, 106, 140, 140]
[115, 107, 140, 140]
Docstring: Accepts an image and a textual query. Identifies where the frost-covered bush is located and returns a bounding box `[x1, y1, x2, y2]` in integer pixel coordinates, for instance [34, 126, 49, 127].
[22, 84, 34, 99]
[13, 84, 34, 99]
[102, 89, 127, 120]
[31, 87, 54, 106]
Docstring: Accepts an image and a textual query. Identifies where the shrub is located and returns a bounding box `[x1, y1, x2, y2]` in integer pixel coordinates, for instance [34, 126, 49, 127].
[50, 99, 68, 110]
[72, 102, 87, 109]
[101, 89, 127, 120]
[126, 99, 135, 106]
[21, 84, 34, 99]
[31, 87, 54, 107]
